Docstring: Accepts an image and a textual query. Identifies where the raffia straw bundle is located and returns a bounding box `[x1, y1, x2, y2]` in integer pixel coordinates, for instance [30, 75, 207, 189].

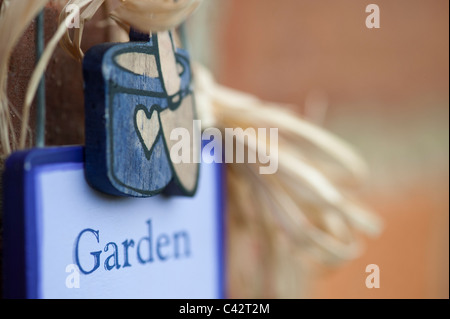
[0, 0, 382, 297]
[194, 64, 382, 296]
[0, 0, 49, 156]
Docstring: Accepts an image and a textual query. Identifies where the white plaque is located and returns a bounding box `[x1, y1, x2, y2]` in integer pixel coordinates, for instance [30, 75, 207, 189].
[3, 147, 224, 299]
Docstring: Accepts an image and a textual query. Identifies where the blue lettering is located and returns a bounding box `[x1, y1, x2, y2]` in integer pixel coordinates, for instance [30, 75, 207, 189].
[104, 242, 121, 271]
[74, 220, 191, 274]
[137, 220, 154, 264]
[122, 239, 135, 268]
[156, 234, 171, 261]
[173, 231, 190, 258]
[74, 229, 101, 275]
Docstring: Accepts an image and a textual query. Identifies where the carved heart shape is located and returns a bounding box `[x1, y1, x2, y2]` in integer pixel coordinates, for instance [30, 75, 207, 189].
[134, 107, 161, 155]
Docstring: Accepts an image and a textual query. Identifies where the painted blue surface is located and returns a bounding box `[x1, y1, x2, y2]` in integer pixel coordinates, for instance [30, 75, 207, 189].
[84, 32, 198, 198]
[3, 147, 83, 298]
[2, 146, 224, 299]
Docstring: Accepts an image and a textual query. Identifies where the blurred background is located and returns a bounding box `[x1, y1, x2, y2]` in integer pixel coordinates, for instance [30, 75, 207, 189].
[186, 0, 449, 298]
[3, 0, 449, 299]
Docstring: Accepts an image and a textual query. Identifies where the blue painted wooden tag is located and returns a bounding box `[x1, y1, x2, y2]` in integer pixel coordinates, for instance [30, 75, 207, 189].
[2, 147, 224, 299]
[83, 30, 200, 197]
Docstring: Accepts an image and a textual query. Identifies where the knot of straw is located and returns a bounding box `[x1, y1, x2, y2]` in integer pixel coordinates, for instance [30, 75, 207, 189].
[60, 0, 201, 61]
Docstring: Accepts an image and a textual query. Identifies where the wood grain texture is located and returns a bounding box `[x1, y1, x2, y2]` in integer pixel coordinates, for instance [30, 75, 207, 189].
[84, 31, 199, 197]
[115, 52, 159, 78]
[160, 94, 199, 194]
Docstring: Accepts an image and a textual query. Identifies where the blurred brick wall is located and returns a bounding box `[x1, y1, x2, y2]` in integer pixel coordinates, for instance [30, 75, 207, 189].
[212, 0, 449, 298]
[215, 0, 448, 108]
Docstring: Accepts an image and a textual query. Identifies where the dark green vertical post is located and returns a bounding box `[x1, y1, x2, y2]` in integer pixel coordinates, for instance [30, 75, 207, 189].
[35, 10, 46, 147]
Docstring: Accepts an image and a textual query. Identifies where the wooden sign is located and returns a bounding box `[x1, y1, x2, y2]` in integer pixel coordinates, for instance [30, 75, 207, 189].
[83, 30, 199, 197]
[3, 146, 224, 299]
